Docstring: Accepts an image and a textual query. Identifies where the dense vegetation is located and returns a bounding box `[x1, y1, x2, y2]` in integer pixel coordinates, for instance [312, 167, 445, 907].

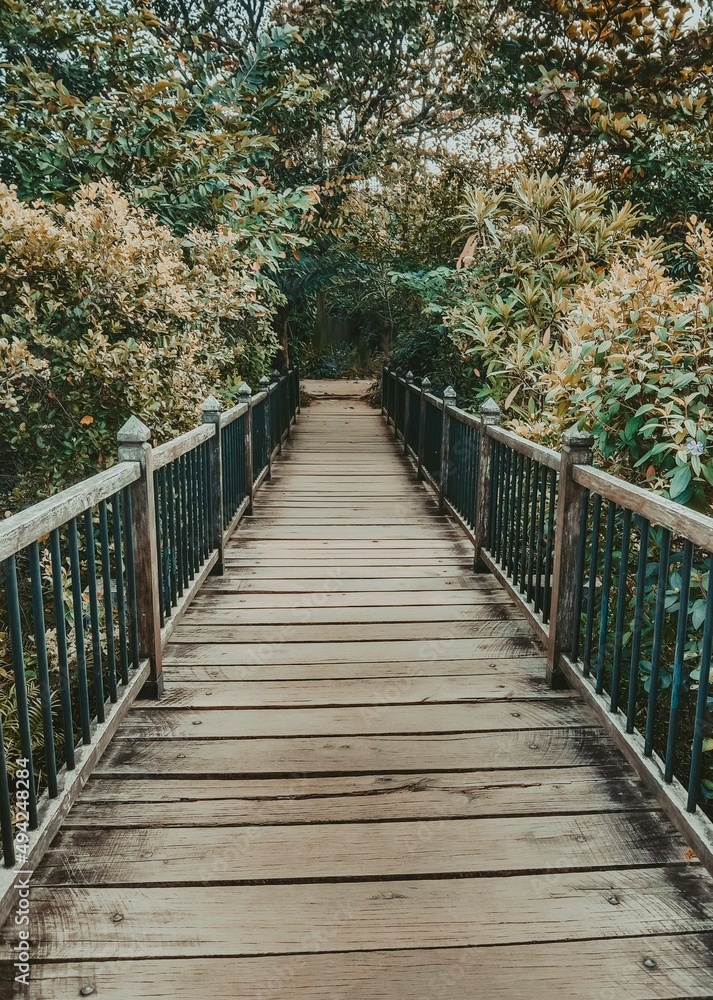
[1, 0, 713, 511]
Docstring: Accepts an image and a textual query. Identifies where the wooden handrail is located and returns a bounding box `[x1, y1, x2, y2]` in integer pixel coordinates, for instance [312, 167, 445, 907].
[0, 462, 140, 562]
[574, 463, 713, 554]
[152, 422, 215, 469]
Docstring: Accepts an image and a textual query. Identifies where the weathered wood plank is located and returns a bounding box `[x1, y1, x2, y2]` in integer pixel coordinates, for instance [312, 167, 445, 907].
[98, 727, 606, 775]
[122, 699, 591, 738]
[36, 812, 688, 886]
[153, 666, 559, 700]
[24, 868, 713, 959]
[179, 601, 518, 626]
[21, 934, 713, 1000]
[217, 565, 476, 579]
[188, 589, 507, 610]
[162, 632, 540, 665]
[201, 577, 485, 594]
[67, 764, 654, 827]
[168, 619, 528, 645]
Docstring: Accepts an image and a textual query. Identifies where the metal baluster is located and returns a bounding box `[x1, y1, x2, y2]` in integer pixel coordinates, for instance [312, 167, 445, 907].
[665, 538, 694, 782]
[687, 550, 713, 811]
[98, 501, 118, 703]
[110, 497, 129, 687]
[68, 518, 92, 741]
[122, 487, 141, 671]
[610, 507, 632, 712]
[50, 528, 75, 765]
[3, 555, 38, 827]
[542, 468, 557, 622]
[645, 527, 671, 757]
[582, 493, 602, 676]
[626, 517, 650, 733]
[27, 543, 58, 797]
[570, 488, 590, 662]
[595, 502, 617, 695]
[83, 509, 105, 721]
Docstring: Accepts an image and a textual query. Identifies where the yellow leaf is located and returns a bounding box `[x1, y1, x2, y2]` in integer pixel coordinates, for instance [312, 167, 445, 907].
[504, 386, 519, 410]
[80, 415, 94, 426]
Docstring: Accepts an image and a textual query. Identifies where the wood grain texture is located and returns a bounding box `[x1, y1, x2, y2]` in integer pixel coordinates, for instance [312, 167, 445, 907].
[36, 812, 688, 886]
[20, 935, 713, 1000]
[24, 868, 713, 959]
[67, 765, 654, 827]
[98, 728, 608, 776]
[122, 699, 592, 739]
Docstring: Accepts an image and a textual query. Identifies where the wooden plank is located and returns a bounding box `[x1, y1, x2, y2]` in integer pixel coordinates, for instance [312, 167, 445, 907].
[98, 727, 606, 775]
[168, 619, 528, 645]
[24, 867, 713, 958]
[188, 589, 507, 610]
[217, 565, 476, 579]
[197, 577, 489, 593]
[121, 699, 592, 739]
[154, 665, 559, 699]
[67, 763, 655, 827]
[35, 812, 687, 887]
[179, 601, 517, 626]
[22, 934, 713, 999]
[235, 527, 461, 539]
[162, 631, 540, 665]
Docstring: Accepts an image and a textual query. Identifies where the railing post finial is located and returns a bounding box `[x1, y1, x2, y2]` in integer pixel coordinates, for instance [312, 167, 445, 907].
[481, 398, 501, 426]
[117, 415, 163, 699]
[405, 371, 414, 383]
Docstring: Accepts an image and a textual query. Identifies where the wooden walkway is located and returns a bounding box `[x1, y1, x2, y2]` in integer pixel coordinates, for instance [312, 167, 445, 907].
[14, 394, 713, 998]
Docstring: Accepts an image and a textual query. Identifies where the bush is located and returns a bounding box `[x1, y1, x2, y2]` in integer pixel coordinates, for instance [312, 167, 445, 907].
[0, 181, 281, 511]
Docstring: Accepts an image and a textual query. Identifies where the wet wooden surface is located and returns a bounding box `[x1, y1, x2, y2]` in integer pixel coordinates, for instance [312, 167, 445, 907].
[5, 395, 713, 999]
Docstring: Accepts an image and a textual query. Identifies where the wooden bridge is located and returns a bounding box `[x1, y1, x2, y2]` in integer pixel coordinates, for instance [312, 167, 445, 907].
[2, 372, 713, 997]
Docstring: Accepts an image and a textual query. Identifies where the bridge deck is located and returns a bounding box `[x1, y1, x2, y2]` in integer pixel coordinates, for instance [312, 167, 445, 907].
[17, 395, 713, 998]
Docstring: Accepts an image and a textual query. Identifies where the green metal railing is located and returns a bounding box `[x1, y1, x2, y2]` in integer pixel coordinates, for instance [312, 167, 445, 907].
[382, 365, 713, 859]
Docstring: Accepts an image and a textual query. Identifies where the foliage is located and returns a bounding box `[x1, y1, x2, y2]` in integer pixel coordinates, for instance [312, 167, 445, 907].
[0, 180, 281, 509]
[543, 224, 713, 506]
[444, 172, 644, 411]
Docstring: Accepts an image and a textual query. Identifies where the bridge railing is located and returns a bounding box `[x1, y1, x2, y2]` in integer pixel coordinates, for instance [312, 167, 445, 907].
[0, 366, 299, 905]
[383, 364, 713, 868]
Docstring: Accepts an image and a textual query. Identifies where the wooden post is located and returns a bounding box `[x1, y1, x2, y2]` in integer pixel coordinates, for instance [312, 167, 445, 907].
[417, 376, 431, 480]
[403, 371, 413, 454]
[473, 398, 500, 573]
[260, 375, 272, 481]
[381, 364, 387, 415]
[201, 395, 224, 576]
[239, 383, 254, 514]
[272, 370, 282, 456]
[295, 360, 301, 415]
[547, 424, 595, 688]
[439, 386, 456, 512]
[286, 368, 293, 437]
[117, 416, 163, 698]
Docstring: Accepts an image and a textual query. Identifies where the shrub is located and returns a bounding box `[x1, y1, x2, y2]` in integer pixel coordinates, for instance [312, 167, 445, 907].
[0, 181, 281, 511]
